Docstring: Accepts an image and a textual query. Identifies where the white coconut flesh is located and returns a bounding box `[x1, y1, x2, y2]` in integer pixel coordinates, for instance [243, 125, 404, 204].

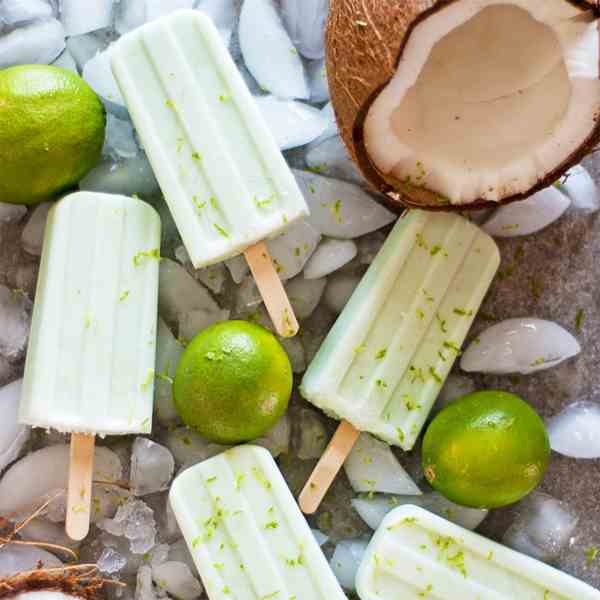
[364, 0, 600, 205]
[12, 594, 81, 600]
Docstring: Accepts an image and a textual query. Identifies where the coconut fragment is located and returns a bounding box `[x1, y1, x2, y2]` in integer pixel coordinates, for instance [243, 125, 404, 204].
[328, 0, 600, 209]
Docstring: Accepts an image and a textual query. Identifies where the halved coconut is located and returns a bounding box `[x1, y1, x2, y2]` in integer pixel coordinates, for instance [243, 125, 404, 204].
[326, 0, 600, 211]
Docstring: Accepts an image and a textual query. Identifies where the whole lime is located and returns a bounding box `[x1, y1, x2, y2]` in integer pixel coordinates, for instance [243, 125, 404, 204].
[422, 391, 550, 509]
[173, 320, 293, 444]
[0, 65, 105, 205]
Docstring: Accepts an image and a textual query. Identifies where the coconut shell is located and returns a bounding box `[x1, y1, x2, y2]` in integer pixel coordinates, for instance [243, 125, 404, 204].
[326, 0, 600, 213]
[0, 568, 108, 600]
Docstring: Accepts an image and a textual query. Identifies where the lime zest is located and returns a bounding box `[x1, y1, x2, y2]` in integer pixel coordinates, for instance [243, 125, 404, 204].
[133, 248, 160, 266]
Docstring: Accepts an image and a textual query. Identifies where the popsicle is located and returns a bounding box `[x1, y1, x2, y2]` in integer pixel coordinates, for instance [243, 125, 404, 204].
[20, 191, 161, 540]
[357, 505, 600, 599]
[298, 210, 500, 513]
[111, 10, 309, 337]
[169, 445, 347, 600]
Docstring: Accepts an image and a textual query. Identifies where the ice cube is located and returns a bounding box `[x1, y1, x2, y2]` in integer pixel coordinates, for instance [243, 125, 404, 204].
[461, 318, 581, 375]
[0, 379, 29, 473]
[312, 528, 329, 546]
[0, 18, 65, 68]
[0, 444, 122, 519]
[79, 154, 160, 197]
[303, 238, 357, 279]
[254, 414, 291, 457]
[145, 0, 193, 21]
[0, 202, 26, 224]
[21, 201, 51, 256]
[159, 259, 227, 340]
[115, 0, 146, 34]
[162, 427, 228, 466]
[312, 102, 338, 144]
[357, 231, 386, 265]
[103, 114, 139, 160]
[280, 0, 328, 59]
[294, 169, 396, 238]
[235, 276, 262, 312]
[59, 0, 114, 36]
[560, 164, 599, 213]
[352, 491, 488, 531]
[267, 219, 321, 281]
[195, 0, 236, 44]
[482, 186, 570, 238]
[255, 95, 329, 150]
[130, 437, 175, 496]
[323, 272, 360, 314]
[546, 401, 600, 459]
[280, 336, 305, 373]
[305, 135, 365, 185]
[239, 0, 308, 99]
[292, 407, 328, 460]
[66, 30, 108, 69]
[155, 318, 184, 426]
[285, 275, 326, 320]
[503, 492, 579, 563]
[344, 433, 421, 496]
[0, 0, 53, 26]
[18, 516, 80, 550]
[307, 57, 329, 102]
[0, 286, 32, 360]
[175, 247, 227, 294]
[0, 544, 62, 577]
[329, 539, 369, 592]
[52, 48, 78, 72]
[432, 374, 476, 417]
[99, 498, 157, 554]
[82, 45, 127, 116]
[224, 254, 249, 284]
[97, 547, 128, 574]
[152, 562, 204, 600]
[136, 565, 158, 600]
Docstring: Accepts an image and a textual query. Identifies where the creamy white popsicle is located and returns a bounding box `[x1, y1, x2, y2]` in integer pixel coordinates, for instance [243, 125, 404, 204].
[298, 210, 499, 514]
[20, 191, 161, 539]
[111, 10, 308, 337]
[357, 505, 600, 599]
[169, 445, 347, 600]
[301, 210, 500, 450]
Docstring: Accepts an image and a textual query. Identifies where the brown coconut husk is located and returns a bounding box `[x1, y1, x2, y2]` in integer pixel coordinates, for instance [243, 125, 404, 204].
[326, 0, 600, 213]
[0, 566, 114, 600]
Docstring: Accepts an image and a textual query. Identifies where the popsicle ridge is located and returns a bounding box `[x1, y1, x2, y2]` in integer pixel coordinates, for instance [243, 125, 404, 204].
[357, 506, 600, 600]
[301, 210, 500, 450]
[169, 445, 346, 599]
[111, 10, 308, 269]
[20, 192, 161, 436]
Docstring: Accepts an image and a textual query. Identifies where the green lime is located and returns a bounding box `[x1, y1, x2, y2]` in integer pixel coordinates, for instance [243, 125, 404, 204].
[173, 320, 293, 444]
[0, 65, 105, 205]
[422, 391, 550, 509]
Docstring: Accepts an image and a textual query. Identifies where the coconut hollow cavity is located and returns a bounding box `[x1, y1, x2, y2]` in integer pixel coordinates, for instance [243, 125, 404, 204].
[327, 0, 600, 211]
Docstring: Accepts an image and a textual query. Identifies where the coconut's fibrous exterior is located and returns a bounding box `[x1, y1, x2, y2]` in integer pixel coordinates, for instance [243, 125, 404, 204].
[0, 568, 107, 600]
[326, 0, 600, 213]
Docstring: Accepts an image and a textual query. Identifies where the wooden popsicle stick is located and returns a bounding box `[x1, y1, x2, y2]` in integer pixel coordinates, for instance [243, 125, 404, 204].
[299, 420, 360, 514]
[65, 433, 96, 541]
[244, 240, 299, 338]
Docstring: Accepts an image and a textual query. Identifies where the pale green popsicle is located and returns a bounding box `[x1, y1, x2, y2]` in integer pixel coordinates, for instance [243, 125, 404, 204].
[20, 192, 161, 435]
[300, 209, 500, 450]
[357, 505, 600, 599]
[169, 445, 347, 600]
[110, 10, 308, 269]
